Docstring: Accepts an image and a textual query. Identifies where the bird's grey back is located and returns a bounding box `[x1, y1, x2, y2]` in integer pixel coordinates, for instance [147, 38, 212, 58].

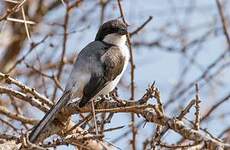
[65, 41, 112, 96]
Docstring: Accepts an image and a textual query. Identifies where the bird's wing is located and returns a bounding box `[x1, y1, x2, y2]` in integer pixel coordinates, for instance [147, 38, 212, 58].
[79, 46, 125, 107]
[64, 41, 109, 97]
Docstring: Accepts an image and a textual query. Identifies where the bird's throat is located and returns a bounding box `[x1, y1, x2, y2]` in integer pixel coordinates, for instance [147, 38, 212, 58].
[103, 33, 127, 47]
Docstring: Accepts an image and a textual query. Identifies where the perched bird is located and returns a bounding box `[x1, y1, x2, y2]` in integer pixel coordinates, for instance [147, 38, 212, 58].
[29, 19, 130, 143]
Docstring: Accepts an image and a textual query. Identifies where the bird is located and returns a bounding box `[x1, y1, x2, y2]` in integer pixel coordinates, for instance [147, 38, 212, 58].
[29, 19, 130, 143]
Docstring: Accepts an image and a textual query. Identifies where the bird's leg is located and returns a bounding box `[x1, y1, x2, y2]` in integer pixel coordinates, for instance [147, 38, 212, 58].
[91, 99, 99, 136]
[110, 87, 118, 97]
[104, 112, 114, 124]
[110, 88, 126, 106]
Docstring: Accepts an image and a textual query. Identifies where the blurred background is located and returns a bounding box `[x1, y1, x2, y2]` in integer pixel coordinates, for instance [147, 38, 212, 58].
[0, 0, 230, 149]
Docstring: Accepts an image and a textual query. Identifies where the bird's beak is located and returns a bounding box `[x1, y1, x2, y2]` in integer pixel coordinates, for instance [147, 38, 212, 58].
[118, 28, 128, 35]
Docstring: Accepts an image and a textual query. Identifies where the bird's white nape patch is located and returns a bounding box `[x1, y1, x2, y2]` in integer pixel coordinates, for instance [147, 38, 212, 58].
[103, 33, 127, 46]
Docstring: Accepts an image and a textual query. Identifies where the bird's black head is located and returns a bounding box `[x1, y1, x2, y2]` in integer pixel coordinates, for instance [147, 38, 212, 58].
[95, 19, 128, 41]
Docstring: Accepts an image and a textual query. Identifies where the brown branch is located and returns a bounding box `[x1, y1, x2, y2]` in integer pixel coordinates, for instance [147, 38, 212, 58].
[0, 78, 228, 148]
[141, 109, 228, 149]
[0, 72, 53, 107]
[159, 141, 204, 149]
[0, 106, 38, 125]
[152, 99, 196, 146]
[66, 98, 230, 149]
[42, 133, 104, 149]
[0, 0, 27, 21]
[216, 0, 230, 49]
[194, 84, 201, 130]
[0, 86, 49, 112]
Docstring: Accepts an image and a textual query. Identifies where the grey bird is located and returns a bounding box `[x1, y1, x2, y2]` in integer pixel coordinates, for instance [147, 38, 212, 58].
[29, 19, 130, 143]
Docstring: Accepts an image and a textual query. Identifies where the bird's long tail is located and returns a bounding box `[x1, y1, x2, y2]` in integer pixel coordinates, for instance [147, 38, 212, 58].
[29, 91, 71, 143]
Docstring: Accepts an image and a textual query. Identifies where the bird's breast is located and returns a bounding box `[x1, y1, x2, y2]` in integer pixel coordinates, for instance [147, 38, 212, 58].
[97, 44, 130, 96]
[119, 44, 130, 75]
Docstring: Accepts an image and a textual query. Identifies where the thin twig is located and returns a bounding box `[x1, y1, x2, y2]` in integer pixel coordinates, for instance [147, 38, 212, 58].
[21, 6, 31, 41]
[216, 0, 230, 49]
[91, 100, 99, 136]
[6, 17, 35, 24]
[194, 83, 201, 130]
[0, 72, 53, 107]
[201, 92, 230, 122]
[51, 3, 69, 101]
[6, 35, 49, 73]
[130, 16, 153, 36]
[4, 0, 19, 3]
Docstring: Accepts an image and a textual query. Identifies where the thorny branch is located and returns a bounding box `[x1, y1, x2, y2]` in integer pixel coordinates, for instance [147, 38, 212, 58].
[0, 74, 229, 149]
